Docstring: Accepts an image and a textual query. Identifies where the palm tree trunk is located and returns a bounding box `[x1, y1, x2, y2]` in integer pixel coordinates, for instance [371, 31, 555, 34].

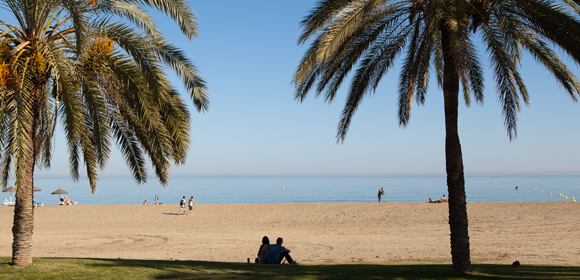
[440, 24, 471, 272]
[10, 126, 36, 266]
[11, 87, 41, 266]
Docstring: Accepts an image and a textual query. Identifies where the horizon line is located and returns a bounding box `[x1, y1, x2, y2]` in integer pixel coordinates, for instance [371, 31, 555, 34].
[26, 173, 580, 180]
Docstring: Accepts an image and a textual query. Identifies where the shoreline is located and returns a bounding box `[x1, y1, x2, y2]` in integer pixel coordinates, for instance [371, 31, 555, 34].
[1, 202, 579, 265]
[14, 176, 580, 206]
[6, 200, 579, 206]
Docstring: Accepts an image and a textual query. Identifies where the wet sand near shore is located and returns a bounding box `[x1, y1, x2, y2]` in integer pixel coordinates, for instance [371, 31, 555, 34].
[0, 202, 578, 265]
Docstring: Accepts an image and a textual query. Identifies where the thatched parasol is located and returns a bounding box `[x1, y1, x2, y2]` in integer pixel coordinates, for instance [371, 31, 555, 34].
[2, 186, 16, 202]
[51, 188, 68, 201]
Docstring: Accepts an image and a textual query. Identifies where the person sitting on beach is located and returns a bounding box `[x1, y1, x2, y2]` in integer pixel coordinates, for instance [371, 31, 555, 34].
[441, 195, 448, 202]
[143, 200, 148, 205]
[63, 196, 77, 205]
[267, 237, 297, 264]
[428, 198, 441, 203]
[256, 236, 269, 263]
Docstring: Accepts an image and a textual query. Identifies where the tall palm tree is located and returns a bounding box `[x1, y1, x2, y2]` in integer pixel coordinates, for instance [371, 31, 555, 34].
[294, 0, 580, 272]
[0, 0, 208, 266]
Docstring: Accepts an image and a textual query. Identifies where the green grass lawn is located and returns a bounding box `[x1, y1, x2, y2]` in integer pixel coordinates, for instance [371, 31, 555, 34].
[1, 258, 579, 279]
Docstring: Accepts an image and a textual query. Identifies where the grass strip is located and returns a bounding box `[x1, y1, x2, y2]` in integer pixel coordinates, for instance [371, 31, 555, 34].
[1, 257, 579, 279]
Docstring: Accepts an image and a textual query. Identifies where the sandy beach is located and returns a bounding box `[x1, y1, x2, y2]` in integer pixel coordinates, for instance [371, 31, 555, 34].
[0, 202, 578, 265]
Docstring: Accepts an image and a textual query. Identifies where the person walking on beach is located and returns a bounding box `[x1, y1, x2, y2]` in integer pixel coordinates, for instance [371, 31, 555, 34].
[188, 196, 195, 215]
[267, 237, 297, 264]
[179, 196, 186, 215]
[378, 188, 385, 202]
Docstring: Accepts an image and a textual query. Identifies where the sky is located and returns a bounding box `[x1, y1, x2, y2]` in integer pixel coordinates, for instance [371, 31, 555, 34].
[12, 0, 580, 179]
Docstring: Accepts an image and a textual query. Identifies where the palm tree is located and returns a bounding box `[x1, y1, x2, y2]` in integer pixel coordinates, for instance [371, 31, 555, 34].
[294, 0, 580, 272]
[0, 0, 208, 266]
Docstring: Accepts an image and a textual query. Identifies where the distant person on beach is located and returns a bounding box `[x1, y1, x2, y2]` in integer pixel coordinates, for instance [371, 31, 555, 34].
[428, 198, 441, 203]
[188, 196, 195, 215]
[267, 237, 297, 264]
[440, 195, 448, 202]
[63, 196, 77, 205]
[155, 195, 159, 204]
[143, 200, 148, 205]
[378, 188, 385, 202]
[256, 236, 269, 263]
[179, 196, 186, 215]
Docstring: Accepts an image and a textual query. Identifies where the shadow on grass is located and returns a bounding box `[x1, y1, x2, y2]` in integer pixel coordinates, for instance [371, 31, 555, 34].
[1, 257, 580, 279]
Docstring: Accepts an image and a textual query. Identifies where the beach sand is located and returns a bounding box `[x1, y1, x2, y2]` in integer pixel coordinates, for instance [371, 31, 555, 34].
[0, 202, 578, 265]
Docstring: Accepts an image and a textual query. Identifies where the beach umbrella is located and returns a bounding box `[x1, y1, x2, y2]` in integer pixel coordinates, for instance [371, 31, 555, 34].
[2, 186, 16, 202]
[2, 186, 41, 203]
[51, 188, 68, 201]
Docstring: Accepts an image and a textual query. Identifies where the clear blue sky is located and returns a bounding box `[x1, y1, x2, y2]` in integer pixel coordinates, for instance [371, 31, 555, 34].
[26, 0, 580, 179]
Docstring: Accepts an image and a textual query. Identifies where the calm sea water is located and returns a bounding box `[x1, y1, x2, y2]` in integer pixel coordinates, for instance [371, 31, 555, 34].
[3, 176, 579, 206]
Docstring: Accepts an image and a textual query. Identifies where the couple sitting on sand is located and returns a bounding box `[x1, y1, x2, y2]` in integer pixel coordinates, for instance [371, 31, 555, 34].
[428, 195, 448, 203]
[256, 236, 298, 264]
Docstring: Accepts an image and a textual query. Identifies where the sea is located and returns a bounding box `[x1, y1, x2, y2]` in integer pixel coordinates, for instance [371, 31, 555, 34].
[2, 176, 579, 206]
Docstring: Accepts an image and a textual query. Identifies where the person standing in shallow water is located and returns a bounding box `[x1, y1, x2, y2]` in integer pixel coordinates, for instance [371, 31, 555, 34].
[378, 188, 385, 202]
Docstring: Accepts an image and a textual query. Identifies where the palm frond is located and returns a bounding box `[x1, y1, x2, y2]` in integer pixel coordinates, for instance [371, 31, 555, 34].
[103, 1, 162, 38]
[60, 0, 90, 57]
[316, 0, 393, 63]
[512, 0, 580, 63]
[480, 19, 520, 140]
[520, 30, 580, 101]
[110, 110, 147, 183]
[397, 20, 423, 126]
[293, 37, 323, 99]
[298, 0, 355, 45]
[148, 36, 208, 112]
[159, 88, 190, 164]
[132, 0, 199, 40]
[102, 23, 169, 102]
[321, 9, 410, 103]
[79, 74, 112, 169]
